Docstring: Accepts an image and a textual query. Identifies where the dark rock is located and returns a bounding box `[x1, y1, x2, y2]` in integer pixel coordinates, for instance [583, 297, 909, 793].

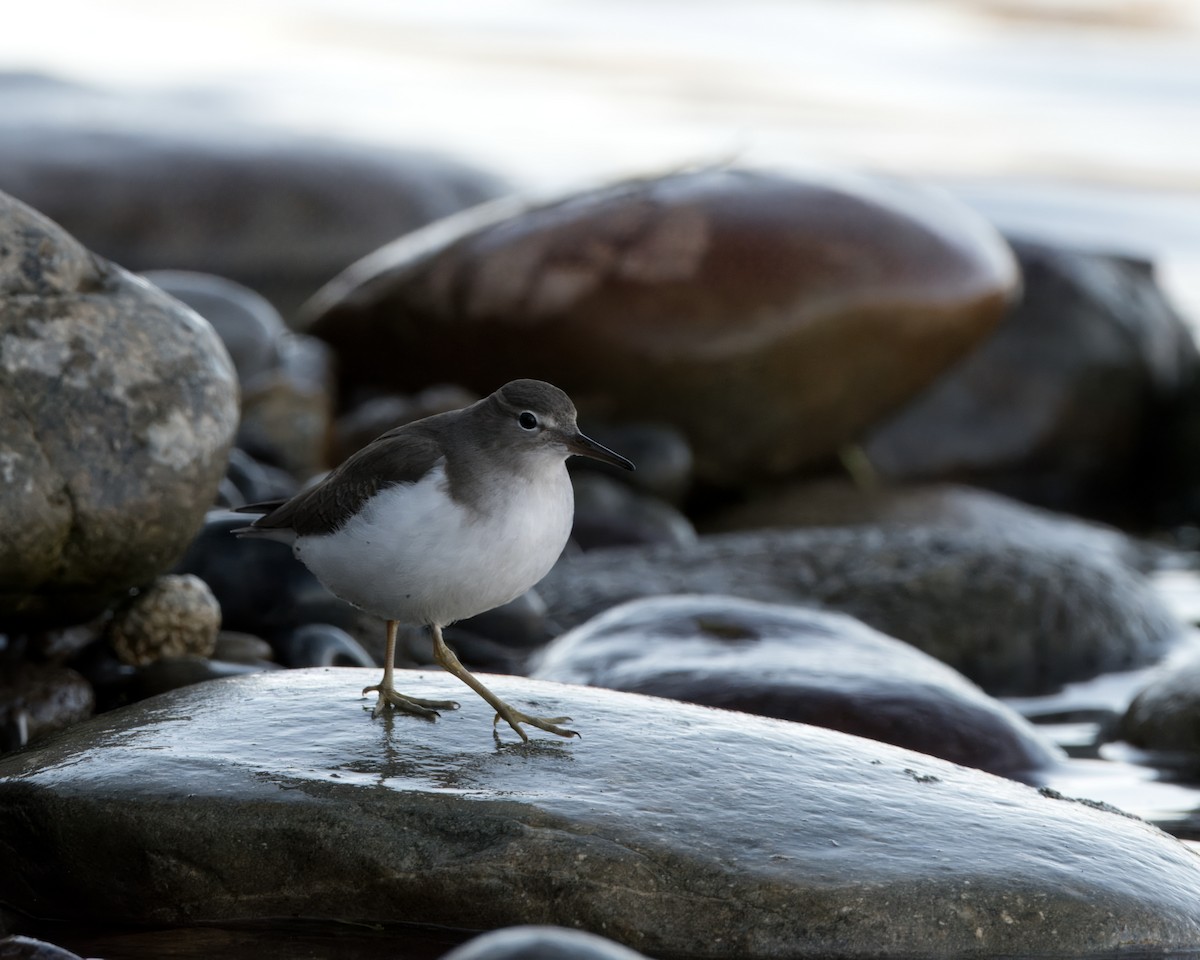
[107, 574, 221, 667]
[701, 479, 1163, 570]
[570, 473, 697, 550]
[273, 624, 374, 669]
[222, 448, 301, 508]
[2, 669, 1200, 958]
[864, 239, 1200, 522]
[537, 527, 1181, 696]
[332, 385, 480, 465]
[532, 595, 1063, 776]
[1118, 648, 1200, 753]
[0, 75, 509, 318]
[300, 168, 1017, 485]
[141, 270, 286, 384]
[445, 927, 648, 960]
[0, 663, 93, 750]
[131, 655, 278, 700]
[0, 936, 83, 960]
[212, 631, 274, 665]
[452, 591, 554, 651]
[0, 189, 239, 628]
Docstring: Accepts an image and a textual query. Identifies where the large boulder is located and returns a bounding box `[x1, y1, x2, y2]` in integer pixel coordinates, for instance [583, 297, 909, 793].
[863, 239, 1200, 520]
[300, 167, 1018, 485]
[0, 74, 508, 318]
[0, 190, 238, 627]
[3, 670, 1200, 958]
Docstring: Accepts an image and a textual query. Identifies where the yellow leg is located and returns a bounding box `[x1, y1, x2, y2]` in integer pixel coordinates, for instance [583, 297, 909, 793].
[430, 623, 578, 741]
[363, 620, 459, 719]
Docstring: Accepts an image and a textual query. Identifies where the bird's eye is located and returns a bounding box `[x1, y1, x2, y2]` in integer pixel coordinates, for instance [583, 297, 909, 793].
[518, 411, 539, 431]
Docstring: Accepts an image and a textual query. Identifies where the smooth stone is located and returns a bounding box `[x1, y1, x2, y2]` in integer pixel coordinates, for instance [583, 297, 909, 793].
[141, 270, 286, 384]
[0, 663, 93, 752]
[236, 333, 336, 478]
[570, 473, 697, 550]
[700, 478, 1163, 570]
[273, 623, 374, 669]
[0, 936, 84, 960]
[445, 927, 648, 960]
[300, 168, 1017, 485]
[212, 631, 274, 665]
[531, 595, 1064, 777]
[107, 574, 222, 667]
[1118, 648, 1200, 753]
[131, 656, 278, 700]
[0, 75, 508, 317]
[863, 239, 1200, 521]
[221, 448, 300, 509]
[2, 670, 1200, 958]
[537, 527, 1181, 696]
[0, 190, 239, 628]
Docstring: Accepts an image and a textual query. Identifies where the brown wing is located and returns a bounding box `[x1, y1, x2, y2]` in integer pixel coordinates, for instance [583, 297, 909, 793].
[247, 427, 445, 537]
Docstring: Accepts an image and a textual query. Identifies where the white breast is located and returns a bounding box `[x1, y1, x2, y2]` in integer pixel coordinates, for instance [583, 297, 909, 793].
[293, 460, 574, 626]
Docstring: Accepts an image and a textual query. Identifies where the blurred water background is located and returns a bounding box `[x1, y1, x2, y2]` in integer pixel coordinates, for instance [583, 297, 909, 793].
[4, 0, 1199, 321]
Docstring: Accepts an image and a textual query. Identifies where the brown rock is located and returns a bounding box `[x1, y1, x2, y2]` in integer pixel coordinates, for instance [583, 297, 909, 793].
[302, 168, 1018, 485]
[108, 574, 222, 667]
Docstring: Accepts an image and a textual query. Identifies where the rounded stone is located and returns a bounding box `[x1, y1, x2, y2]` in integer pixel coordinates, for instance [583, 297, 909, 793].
[107, 574, 222, 667]
[0, 191, 239, 628]
[538, 527, 1180, 696]
[2, 669, 1200, 958]
[532, 595, 1063, 777]
[1118, 648, 1200, 753]
[0, 663, 93, 752]
[301, 168, 1017, 485]
[273, 624, 374, 669]
[570, 473, 697, 550]
[444, 927, 649, 960]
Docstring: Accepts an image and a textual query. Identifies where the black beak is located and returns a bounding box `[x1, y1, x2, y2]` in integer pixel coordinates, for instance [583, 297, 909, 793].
[566, 431, 635, 471]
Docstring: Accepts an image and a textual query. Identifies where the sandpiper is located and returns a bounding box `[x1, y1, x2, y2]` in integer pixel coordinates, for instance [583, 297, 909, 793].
[235, 379, 634, 741]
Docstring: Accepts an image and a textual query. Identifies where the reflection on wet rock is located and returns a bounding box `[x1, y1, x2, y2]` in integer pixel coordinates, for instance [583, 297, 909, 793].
[532, 595, 1064, 776]
[273, 624, 375, 669]
[444, 926, 649, 960]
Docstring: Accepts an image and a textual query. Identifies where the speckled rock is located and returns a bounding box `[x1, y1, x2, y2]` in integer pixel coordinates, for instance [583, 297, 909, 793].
[2, 670, 1200, 958]
[863, 239, 1200, 521]
[301, 168, 1017, 485]
[537, 527, 1180, 696]
[1118, 648, 1200, 753]
[0, 74, 509, 317]
[531, 595, 1063, 777]
[107, 574, 222, 667]
[0, 190, 238, 627]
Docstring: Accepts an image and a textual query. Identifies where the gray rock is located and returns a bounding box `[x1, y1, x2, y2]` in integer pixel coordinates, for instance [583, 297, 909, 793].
[0, 936, 84, 960]
[570, 473, 697, 550]
[445, 927, 649, 960]
[531, 595, 1064, 776]
[273, 623, 374, 669]
[2, 669, 1200, 958]
[1119, 648, 1200, 753]
[0, 663, 93, 751]
[212, 631, 274, 665]
[537, 527, 1180, 695]
[131, 655, 278, 700]
[0, 190, 239, 628]
[107, 574, 222, 667]
[863, 239, 1200, 521]
[0, 75, 509, 318]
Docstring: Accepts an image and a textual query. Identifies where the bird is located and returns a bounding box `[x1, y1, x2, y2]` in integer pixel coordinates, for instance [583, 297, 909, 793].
[235, 379, 635, 741]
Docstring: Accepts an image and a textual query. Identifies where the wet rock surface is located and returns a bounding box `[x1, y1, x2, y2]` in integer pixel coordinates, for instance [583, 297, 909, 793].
[444, 927, 650, 960]
[3, 669, 1200, 958]
[301, 168, 1017, 485]
[538, 527, 1181, 696]
[0, 189, 239, 628]
[863, 239, 1200, 521]
[0, 75, 509, 317]
[531, 595, 1063, 776]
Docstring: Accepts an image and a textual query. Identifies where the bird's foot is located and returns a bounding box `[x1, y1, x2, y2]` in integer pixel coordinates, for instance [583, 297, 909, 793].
[492, 704, 579, 743]
[362, 681, 460, 720]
